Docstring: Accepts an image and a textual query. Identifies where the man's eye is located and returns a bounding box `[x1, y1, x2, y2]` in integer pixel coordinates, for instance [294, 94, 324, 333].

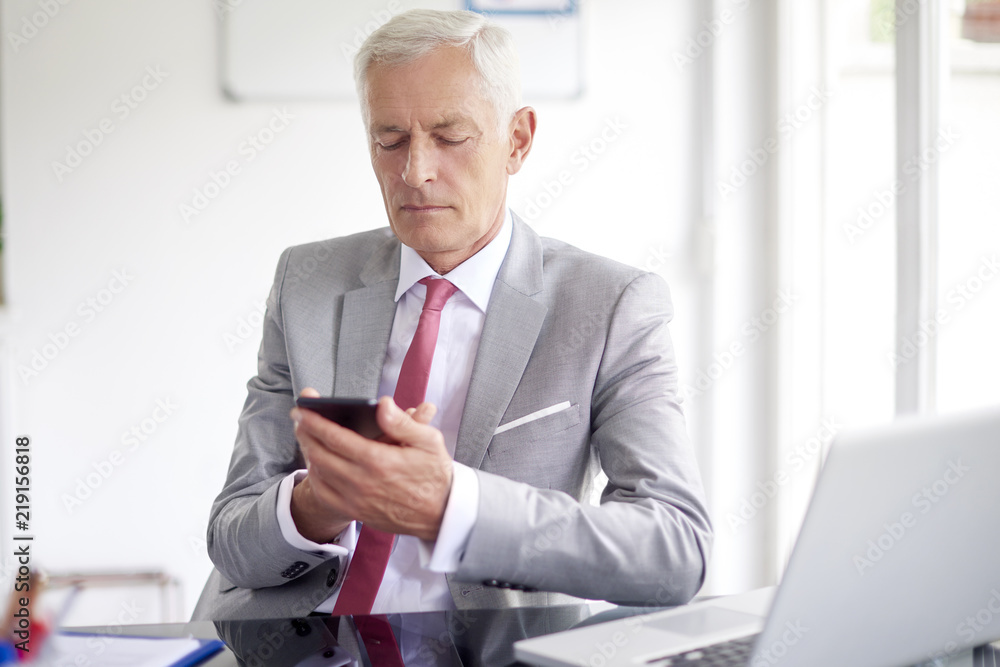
[439, 137, 467, 146]
[379, 141, 404, 151]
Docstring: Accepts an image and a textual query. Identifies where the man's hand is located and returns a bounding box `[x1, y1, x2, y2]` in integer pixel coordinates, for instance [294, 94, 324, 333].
[289, 389, 454, 543]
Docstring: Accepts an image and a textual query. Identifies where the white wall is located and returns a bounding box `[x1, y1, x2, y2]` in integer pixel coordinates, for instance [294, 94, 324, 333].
[1, 0, 714, 621]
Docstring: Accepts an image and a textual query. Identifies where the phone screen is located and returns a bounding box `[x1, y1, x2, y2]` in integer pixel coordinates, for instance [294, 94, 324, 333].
[294, 397, 381, 439]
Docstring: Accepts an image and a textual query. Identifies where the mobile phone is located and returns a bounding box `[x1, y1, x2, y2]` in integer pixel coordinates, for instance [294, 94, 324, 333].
[294, 397, 382, 439]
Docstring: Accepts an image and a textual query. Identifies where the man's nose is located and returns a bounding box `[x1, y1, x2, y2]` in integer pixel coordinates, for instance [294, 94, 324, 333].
[402, 140, 435, 187]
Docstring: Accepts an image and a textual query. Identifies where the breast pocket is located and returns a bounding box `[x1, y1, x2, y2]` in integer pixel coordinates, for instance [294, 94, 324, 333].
[488, 403, 583, 457]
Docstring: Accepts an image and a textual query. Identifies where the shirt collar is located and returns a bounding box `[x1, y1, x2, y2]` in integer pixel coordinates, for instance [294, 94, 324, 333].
[395, 208, 513, 313]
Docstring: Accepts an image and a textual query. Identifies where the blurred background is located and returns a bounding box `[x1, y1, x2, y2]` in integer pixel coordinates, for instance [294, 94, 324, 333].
[0, 0, 997, 625]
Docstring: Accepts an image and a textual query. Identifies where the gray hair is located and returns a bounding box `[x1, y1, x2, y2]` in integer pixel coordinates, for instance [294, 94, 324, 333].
[354, 9, 522, 135]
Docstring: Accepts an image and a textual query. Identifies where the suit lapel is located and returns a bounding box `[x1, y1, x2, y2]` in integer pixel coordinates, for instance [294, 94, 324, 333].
[454, 217, 548, 469]
[333, 235, 400, 399]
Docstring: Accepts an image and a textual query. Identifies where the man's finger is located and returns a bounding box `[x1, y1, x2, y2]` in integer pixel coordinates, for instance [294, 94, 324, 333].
[299, 471, 353, 518]
[376, 397, 445, 452]
[294, 409, 374, 465]
[410, 401, 437, 425]
[289, 387, 321, 424]
[295, 428, 359, 488]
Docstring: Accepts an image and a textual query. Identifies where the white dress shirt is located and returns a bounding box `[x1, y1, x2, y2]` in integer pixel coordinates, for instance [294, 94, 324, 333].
[275, 210, 513, 613]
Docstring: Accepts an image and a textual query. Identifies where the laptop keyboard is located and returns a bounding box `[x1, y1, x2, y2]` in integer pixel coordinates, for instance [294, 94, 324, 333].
[642, 636, 1000, 667]
[643, 634, 758, 666]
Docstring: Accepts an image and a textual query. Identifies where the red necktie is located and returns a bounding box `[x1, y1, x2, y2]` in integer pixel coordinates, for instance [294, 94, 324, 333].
[332, 277, 458, 619]
[394, 277, 459, 411]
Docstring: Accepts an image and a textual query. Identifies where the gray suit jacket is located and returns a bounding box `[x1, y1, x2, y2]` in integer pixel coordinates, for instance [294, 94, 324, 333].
[192, 216, 712, 621]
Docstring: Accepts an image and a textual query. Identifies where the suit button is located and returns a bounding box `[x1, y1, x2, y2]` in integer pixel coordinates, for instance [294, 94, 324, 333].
[290, 619, 312, 637]
[281, 561, 309, 579]
[326, 566, 339, 587]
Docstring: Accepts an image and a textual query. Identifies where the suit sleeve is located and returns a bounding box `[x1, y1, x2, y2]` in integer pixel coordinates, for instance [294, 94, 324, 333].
[205, 247, 342, 589]
[454, 272, 713, 605]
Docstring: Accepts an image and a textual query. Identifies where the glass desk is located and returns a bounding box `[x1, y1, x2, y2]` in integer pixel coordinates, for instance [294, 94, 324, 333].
[70, 603, 1000, 667]
[66, 604, 686, 666]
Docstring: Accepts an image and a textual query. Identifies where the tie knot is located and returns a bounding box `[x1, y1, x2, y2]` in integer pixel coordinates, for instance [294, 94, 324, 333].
[419, 277, 458, 312]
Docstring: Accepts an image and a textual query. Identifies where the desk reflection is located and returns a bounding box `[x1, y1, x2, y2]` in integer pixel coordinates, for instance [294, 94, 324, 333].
[214, 605, 599, 666]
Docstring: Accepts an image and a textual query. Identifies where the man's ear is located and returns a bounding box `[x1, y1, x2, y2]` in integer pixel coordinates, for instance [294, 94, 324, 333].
[506, 106, 537, 175]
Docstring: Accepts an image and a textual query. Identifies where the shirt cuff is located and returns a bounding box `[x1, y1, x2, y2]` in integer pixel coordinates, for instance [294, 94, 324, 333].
[276, 470, 353, 558]
[419, 462, 480, 573]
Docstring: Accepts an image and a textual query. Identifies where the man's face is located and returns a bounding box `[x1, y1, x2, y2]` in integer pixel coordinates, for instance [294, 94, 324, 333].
[365, 46, 514, 273]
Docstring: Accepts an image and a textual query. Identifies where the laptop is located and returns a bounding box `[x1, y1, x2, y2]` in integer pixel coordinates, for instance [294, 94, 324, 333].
[515, 406, 1000, 666]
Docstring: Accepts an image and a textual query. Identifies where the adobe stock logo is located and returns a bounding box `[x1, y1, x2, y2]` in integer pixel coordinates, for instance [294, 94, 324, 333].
[750, 620, 808, 666]
[179, 108, 295, 224]
[338, 1, 403, 63]
[842, 126, 960, 244]
[18, 268, 135, 385]
[889, 254, 998, 368]
[6, 0, 72, 54]
[672, 0, 753, 71]
[717, 86, 833, 200]
[223, 300, 267, 352]
[927, 590, 1000, 664]
[522, 116, 628, 223]
[61, 398, 179, 513]
[727, 417, 840, 532]
[852, 459, 968, 575]
[51, 66, 169, 183]
[679, 290, 798, 402]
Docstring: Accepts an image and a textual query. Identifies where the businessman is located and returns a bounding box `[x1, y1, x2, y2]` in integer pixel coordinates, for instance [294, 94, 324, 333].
[193, 9, 712, 621]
